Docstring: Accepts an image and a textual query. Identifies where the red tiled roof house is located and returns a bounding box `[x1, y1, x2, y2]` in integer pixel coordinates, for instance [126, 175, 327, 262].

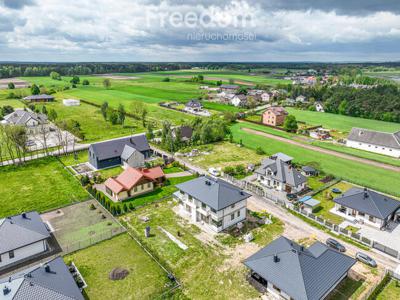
[104, 166, 165, 202]
[262, 106, 288, 127]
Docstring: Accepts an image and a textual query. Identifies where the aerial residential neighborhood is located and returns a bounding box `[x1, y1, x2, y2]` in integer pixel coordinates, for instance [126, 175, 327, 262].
[1, 1, 400, 300]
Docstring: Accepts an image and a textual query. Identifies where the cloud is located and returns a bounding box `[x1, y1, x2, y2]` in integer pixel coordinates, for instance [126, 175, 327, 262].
[1, 0, 35, 9]
[0, 0, 399, 61]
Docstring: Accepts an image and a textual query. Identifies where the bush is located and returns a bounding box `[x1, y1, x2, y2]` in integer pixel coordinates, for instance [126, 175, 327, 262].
[89, 203, 96, 210]
[223, 166, 235, 175]
[235, 165, 246, 175]
[82, 79, 90, 85]
[256, 146, 265, 155]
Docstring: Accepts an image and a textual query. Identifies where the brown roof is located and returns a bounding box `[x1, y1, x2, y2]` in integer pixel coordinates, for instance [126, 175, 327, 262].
[105, 166, 165, 194]
[264, 106, 288, 116]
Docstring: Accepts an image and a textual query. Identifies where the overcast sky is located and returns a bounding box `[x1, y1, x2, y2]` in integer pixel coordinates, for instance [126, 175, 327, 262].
[0, 0, 399, 62]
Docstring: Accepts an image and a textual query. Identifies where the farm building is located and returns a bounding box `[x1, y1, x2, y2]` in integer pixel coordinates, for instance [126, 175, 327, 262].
[88, 134, 151, 169]
[63, 99, 80, 106]
[346, 127, 400, 158]
[23, 94, 54, 102]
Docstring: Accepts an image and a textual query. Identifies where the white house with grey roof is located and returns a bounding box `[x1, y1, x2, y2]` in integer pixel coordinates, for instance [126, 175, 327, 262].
[1, 110, 48, 134]
[346, 127, 400, 158]
[174, 176, 251, 233]
[255, 153, 307, 193]
[0, 212, 50, 270]
[333, 188, 400, 229]
[0, 257, 84, 300]
[244, 236, 356, 300]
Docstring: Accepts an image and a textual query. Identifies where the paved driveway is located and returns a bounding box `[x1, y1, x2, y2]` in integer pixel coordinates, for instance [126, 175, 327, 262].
[359, 223, 400, 253]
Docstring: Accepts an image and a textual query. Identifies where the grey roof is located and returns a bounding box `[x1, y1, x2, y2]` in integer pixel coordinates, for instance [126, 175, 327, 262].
[0, 211, 50, 255]
[23, 94, 54, 101]
[90, 134, 150, 161]
[175, 176, 251, 211]
[0, 257, 84, 300]
[186, 99, 202, 108]
[347, 128, 400, 149]
[302, 166, 316, 173]
[333, 188, 400, 220]
[174, 126, 193, 141]
[244, 236, 356, 300]
[255, 153, 306, 187]
[220, 84, 239, 89]
[120, 145, 137, 161]
[3, 110, 47, 126]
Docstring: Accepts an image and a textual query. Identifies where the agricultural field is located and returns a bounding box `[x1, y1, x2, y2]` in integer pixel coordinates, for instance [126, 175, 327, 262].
[122, 200, 284, 299]
[285, 107, 400, 133]
[187, 141, 265, 170]
[64, 233, 170, 300]
[230, 123, 400, 197]
[0, 156, 88, 218]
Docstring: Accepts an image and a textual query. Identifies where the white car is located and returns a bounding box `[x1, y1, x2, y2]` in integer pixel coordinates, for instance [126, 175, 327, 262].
[208, 168, 220, 177]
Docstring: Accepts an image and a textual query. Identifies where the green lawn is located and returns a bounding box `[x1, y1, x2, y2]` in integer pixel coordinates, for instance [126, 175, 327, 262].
[202, 101, 244, 113]
[122, 201, 260, 299]
[64, 234, 170, 300]
[312, 182, 355, 224]
[231, 123, 400, 197]
[163, 166, 184, 174]
[328, 277, 365, 300]
[0, 157, 88, 217]
[285, 107, 400, 133]
[377, 279, 400, 300]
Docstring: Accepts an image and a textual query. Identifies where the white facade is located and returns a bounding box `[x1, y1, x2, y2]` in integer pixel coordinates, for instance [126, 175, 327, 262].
[63, 99, 80, 106]
[333, 203, 386, 228]
[256, 173, 305, 193]
[346, 140, 400, 158]
[0, 240, 48, 269]
[261, 93, 270, 102]
[174, 191, 247, 233]
[231, 96, 243, 107]
[315, 103, 324, 112]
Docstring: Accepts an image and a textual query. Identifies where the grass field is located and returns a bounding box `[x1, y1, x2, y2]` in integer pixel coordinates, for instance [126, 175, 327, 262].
[123, 201, 262, 299]
[376, 279, 400, 300]
[240, 121, 400, 167]
[285, 108, 400, 133]
[0, 157, 88, 218]
[43, 199, 121, 248]
[230, 123, 400, 197]
[64, 233, 170, 300]
[187, 141, 265, 169]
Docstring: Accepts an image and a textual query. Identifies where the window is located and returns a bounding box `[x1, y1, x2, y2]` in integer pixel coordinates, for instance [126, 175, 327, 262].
[211, 208, 216, 213]
[0, 254, 1, 262]
[231, 213, 235, 221]
[9, 251, 14, 259]
[231, 204, 235, 209]
[237, 210, 240, 217]
[147, 183, 151, 188]
[359, 212, 365, 217]
[134, 187, 137, 192]
[369, 215, 375, 223]
[202, 203, 206, 210]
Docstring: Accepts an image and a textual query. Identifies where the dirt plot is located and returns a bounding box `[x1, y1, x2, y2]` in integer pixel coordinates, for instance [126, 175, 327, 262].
[94, 74, 140, 80]
[41, 199, 123, 250]
[0, 77, 29, 89]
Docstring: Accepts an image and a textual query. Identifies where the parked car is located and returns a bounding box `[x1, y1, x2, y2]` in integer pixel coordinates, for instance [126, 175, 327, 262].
[331, 188, 342, 194]
[208, 167, 220, 177]
[355, 252, 377, 267]
[326, 238, 346, 252]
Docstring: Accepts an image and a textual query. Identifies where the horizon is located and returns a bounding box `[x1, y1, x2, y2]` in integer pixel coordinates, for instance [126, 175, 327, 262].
[1, 0, 399, 62]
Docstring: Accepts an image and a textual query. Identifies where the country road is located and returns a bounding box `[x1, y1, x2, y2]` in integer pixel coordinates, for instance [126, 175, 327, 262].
[242, 127, 400, 172]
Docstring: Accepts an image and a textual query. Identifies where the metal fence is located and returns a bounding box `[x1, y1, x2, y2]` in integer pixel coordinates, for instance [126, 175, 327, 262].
[62, 226, 126, 254]
[221, 174, 400, 261]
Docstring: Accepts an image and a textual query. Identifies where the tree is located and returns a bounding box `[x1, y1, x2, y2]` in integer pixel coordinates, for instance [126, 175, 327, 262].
[82, 79, 90, 85]
[238, 87, 248, 94]
[228, 78, 235, 84]
[162, 77, 170, 82]
[109, 111, 119, 125]
[118, 104, 126, 126]
[70, 75, 80, 84]
[8, 82, 15, 89]
[31, 84, 40, 95]
[50, 71, 61, 80]
[283, 115, 298, 132]
[338, 100, 348, 115]
[48, 109, 58, 121]
[1, 105, 14, 117]
[256, 146, 265, 155]
[101, 101, 108, 120]
[146, 123, 154, 140]
[103, 78, 111, 89]
[41, 105, 47, 115]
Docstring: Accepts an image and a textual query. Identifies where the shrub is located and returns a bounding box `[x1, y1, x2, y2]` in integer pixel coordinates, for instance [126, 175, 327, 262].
[89, 203, 96, 210]
[235, 165, 246, 175]
[256, 146, 266, 155]
[223, 166, 235, 175]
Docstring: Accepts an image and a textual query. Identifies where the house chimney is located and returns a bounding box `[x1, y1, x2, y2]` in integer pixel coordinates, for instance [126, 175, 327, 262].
[300, 246, 304, 252]
[364, 188, 368, 199]
[44, 265, 51, 273]
[22, 212, 27, 219]
[273, 254, 280, 263]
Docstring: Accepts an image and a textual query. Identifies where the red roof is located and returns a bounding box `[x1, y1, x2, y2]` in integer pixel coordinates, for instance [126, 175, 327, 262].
[104, 166, 165, 194]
